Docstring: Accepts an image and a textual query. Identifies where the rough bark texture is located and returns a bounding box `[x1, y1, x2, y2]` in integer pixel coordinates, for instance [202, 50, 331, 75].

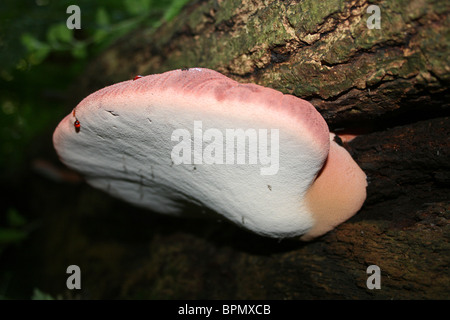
[44, 0, 450, 299]
[74, 0, 450, 129]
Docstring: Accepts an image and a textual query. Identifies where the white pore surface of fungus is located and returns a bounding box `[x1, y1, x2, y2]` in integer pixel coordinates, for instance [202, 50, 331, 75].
[53, 68, 367, 239]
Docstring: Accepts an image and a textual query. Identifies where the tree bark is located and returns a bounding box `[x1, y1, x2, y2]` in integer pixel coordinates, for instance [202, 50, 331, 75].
[74, 0, 449, 128]
[53, 0, 449, 299]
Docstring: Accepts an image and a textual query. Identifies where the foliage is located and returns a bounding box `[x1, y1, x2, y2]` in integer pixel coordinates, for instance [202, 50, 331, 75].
[0, 0, 191, 176]
[0, 208, 28, 255]
[31, 288, 56, 300]
[0, 0, 190, 300]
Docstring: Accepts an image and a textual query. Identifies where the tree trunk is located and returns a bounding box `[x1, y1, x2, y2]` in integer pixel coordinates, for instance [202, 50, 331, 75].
[51, 0, 449, 299]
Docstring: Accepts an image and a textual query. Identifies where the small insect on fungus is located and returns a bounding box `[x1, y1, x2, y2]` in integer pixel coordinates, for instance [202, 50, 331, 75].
[74, 120, 81, 132]
[73, 109, 81, 133]
[133, 75, 143, 80]
[181, 67, 189, 71]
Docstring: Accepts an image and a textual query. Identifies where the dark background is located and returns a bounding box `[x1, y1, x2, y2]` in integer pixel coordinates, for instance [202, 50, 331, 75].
[1, 0, 448, 300]
[0, 0, 190, 299]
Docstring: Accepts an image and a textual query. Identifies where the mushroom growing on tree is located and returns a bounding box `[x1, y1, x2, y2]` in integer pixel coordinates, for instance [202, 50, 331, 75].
[53, 68, 367, 240]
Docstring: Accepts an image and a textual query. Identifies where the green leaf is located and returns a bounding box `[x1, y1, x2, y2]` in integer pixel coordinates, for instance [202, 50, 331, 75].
[0, 227, 27, 244]
[71, 42, 87, 59]
[163, 0, 191, 22]
[31, 288, 55, 300]
[47, 23, 73, 47]
[93, 28, 108, 44]
[21, 33, 48, 52]
[6, 208, 26, 227]
[20, 33, 50, 65]
[124, 0, 152, 16]
[96, 7, 110, 27]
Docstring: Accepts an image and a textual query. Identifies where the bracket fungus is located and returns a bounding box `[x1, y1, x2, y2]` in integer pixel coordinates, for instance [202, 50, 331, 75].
[53, 68, 367, 240]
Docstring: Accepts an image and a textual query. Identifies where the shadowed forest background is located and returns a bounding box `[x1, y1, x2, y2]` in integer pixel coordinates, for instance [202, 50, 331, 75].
[0, 0, 448, 299]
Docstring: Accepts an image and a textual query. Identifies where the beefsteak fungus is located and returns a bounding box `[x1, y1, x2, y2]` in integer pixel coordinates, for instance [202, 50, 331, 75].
[53, 68, 367, 239]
